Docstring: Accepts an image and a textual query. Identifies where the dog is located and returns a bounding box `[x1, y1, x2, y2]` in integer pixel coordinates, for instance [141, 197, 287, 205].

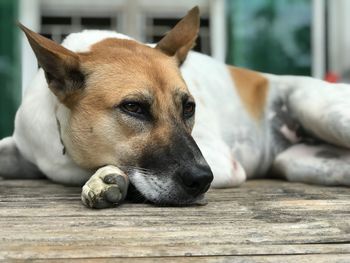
[1, 7, 350, 208]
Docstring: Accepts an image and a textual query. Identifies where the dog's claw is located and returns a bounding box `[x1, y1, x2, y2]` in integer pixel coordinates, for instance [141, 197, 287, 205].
[81, 165, 128, 209]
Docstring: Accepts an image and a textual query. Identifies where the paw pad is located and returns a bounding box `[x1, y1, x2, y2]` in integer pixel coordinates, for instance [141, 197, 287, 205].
[81, 166, 128, 209]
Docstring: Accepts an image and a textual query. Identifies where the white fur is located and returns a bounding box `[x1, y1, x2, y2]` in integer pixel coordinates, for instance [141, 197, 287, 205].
[61, 30, 133, 52]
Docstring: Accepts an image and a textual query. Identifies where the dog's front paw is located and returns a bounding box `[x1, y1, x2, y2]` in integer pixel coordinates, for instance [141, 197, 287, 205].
[81, 165, 128, 209]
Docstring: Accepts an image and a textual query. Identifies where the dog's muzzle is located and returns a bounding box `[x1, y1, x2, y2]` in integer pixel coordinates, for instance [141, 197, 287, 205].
[128, 130, 214, 205]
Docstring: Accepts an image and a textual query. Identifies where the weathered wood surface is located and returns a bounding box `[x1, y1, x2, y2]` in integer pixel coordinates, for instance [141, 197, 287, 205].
[0, 179, 349, 262]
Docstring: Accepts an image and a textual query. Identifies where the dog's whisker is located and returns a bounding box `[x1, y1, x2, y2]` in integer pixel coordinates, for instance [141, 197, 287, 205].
[122, 166, 154, 176]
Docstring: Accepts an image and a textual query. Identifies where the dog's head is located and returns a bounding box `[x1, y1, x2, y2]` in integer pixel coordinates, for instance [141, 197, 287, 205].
[20, 7, 213, 205]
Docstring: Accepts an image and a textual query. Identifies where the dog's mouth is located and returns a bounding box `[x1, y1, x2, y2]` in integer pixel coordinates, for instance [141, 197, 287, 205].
[125, 168, 208, 206]
[126, 183, 208, 206]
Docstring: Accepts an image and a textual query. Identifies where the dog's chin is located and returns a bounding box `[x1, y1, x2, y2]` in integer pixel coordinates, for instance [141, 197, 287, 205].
[127, 171, 207, 206]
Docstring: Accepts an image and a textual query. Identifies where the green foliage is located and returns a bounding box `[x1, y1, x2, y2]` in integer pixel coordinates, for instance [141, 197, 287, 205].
[226, 0, 311, 75]
[0, 0, 20, 138]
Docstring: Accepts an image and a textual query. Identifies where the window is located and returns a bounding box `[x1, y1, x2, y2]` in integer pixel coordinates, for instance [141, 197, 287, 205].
[40, 15, 119, 43]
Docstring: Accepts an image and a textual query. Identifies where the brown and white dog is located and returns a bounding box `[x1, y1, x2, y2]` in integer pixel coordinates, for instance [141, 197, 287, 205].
[1, 7, 350, 208]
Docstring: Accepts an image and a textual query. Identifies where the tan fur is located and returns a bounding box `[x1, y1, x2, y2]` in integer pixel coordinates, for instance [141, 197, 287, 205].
[156, 6, 199, 64]
[20, 7, 199, 170]
[18, 23, 83, 104]
[64, 38, 194, 168]
[228, 66, 269, 120]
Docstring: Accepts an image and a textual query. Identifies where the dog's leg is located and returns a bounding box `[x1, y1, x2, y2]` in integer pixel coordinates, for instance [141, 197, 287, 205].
[272, 143, 350, 186]
[0, 137, 43, 179]
[285, 77, 350, 148]
[81, 165, 129, 209]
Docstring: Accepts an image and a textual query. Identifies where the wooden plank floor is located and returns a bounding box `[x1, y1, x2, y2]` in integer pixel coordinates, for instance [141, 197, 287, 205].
[0, 179, 349, 262]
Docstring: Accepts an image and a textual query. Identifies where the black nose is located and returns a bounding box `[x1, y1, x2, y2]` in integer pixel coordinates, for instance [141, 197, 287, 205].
[176, 165, 213, 196]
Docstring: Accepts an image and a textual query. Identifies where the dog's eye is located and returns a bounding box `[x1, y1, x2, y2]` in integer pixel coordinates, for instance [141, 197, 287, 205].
[121, 102, 144, 115]
[183, 101, 195, 118]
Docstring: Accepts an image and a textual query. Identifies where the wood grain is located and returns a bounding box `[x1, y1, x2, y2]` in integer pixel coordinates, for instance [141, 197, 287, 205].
[0, 179, 349, 261]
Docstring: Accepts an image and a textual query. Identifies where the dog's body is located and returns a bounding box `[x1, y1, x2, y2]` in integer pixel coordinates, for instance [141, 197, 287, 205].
[1, 7, 350, 208]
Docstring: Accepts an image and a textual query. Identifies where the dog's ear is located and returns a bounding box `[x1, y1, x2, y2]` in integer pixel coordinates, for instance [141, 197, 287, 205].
[19, 23, 84, 105]
[156, 6, 200, 65]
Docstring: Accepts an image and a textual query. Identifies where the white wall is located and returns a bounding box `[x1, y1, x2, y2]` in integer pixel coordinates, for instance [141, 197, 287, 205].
[19, 0, 40, 94]
[328, 0, 350, 75]
[311, 0, 325, 79]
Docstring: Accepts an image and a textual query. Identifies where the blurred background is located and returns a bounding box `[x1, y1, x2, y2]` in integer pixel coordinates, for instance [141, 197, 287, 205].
[0, 0, 349, 138]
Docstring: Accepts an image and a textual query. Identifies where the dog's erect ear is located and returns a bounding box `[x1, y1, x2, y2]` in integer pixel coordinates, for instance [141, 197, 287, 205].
[155, 6, 200, 65]
[19, 23, 84, 105]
